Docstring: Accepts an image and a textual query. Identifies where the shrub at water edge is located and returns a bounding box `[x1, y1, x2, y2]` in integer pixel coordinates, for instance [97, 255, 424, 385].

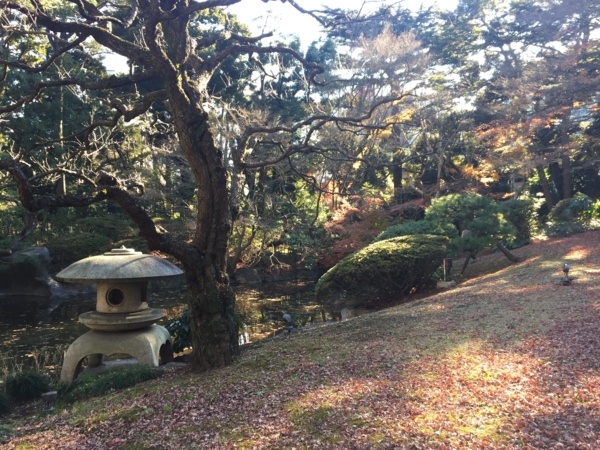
[5, 371, 50, 403]
[0, 392, 10, 415]
[316, 234, 448, 317]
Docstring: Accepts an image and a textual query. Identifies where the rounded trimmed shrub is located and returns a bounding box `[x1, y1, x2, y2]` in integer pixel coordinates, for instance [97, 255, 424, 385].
[75, 217, 135, 241]
[5, 371, 50, 403]
[316, 234, 449, 317]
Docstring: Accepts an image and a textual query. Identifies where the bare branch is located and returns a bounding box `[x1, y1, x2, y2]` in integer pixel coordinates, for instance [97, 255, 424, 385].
[239, 94, 407, 155]
[0, 72, 161, 115]
[209, 44, 324, 84]
[27, 167, 97, 187]
[0, 1, 150, 62]
[186, 0, 242, 15]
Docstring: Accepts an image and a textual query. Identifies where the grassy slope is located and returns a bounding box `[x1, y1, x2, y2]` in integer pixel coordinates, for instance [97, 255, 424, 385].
[5, 231, 600, 449]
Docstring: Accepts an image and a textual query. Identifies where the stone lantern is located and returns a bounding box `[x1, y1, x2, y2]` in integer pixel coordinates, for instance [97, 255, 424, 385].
[56, 247, 183, 383]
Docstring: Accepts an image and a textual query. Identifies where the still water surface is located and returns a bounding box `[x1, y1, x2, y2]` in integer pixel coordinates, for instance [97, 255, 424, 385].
[0, 281, 323, 368]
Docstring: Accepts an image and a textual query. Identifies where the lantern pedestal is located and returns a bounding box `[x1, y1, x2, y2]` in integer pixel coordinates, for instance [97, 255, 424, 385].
[60, 325, 173, 383]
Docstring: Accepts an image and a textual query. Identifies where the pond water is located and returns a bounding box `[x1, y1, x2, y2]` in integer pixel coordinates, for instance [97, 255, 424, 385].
[0, 280, 324, 372]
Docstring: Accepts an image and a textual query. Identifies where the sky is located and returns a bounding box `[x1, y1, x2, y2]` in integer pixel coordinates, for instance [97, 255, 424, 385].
[104, 0, 457, 72]
[226, 0, 458, 48]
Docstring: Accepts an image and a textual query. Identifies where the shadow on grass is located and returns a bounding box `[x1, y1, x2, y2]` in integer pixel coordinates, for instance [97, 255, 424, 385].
[7, 231, 600, 449]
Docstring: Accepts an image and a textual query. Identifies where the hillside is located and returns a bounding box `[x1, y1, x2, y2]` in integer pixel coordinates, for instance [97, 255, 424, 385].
[4, 231, 600, 449]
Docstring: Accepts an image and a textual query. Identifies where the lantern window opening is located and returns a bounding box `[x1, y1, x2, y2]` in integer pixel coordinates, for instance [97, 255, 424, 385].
[106, 288, 125, 306]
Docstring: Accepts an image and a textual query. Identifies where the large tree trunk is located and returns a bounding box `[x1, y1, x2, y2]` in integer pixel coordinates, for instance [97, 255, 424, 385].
[559, 103, 573, 200]
[392, 154, 403, 203]
[548, 161, 564, 200]
[150, 13, 240, 370]
[536, 164, 555, 210]
[561, 155, 573, 200]
[184, 258, 238, 371]
[170, 103, 239, 370]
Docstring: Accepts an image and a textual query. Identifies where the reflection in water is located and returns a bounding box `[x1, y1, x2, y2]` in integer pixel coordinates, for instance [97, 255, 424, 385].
[0, 281, 324, 369]
[235, 281, 325, 341]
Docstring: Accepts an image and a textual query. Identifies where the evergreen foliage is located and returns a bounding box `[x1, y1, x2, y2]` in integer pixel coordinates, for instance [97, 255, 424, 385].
[549, 193, 598, 223]
[497, 198, 537, 245]
[44, 232, 112, 265]
[374, 218, 457, 243]
[166, 308, 192, 354]
[0, 392, 10, 416]
[5, 371, 50, 403]
[545, 193, 600, 237]
[425, 193, 517, 256]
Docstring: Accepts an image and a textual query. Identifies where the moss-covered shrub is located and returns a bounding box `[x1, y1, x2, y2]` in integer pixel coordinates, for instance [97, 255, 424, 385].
[44, 232, 112, 265]
[5, 371, 50, 403]
[316, 234, 448, 316]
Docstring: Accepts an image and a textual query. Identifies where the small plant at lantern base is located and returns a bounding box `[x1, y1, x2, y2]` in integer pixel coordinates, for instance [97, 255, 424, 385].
[166, 308, 192, 354]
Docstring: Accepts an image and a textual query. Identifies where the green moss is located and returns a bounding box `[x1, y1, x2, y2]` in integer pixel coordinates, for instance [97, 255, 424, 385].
[316, 235, 448, 314]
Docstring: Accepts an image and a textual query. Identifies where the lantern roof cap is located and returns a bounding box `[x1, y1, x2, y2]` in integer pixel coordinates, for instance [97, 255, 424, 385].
[55, 247, 183, 283]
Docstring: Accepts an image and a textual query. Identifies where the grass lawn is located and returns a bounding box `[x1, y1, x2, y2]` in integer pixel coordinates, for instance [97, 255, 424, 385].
[4, 231, 600, 449]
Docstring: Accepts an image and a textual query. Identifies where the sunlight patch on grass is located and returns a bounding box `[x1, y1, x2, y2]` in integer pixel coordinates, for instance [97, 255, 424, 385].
[456, 415, 506, 442]
[564, 246, 592, 260]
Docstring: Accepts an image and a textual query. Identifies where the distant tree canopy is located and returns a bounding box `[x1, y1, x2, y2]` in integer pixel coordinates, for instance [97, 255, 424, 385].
[0, 0, 598, 368]
[0, 0, 426, 370]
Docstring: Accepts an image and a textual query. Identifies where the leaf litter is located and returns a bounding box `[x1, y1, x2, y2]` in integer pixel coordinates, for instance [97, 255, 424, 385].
[4, 231, 600, 449]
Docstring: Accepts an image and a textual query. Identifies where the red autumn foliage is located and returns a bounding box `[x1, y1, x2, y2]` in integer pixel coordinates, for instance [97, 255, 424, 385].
[317, 196, 426, 269]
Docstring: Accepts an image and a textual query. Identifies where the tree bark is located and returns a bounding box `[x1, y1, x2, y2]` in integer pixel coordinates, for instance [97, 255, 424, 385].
[165, 92, 239, 370]
[536, 164, 555, 210]
[460, 251, 476, 274]
[392, 154, 403, 203]
[562, 155, 573, 200]
[496, 241, 522, 263]
[548, 161, 564, 200]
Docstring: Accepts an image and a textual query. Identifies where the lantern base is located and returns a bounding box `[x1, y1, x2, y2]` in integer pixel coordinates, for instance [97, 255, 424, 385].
[60, 325, 173, 383]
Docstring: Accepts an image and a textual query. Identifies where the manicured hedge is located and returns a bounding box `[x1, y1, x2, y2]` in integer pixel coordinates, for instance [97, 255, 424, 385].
[316, 234, 448, 316]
